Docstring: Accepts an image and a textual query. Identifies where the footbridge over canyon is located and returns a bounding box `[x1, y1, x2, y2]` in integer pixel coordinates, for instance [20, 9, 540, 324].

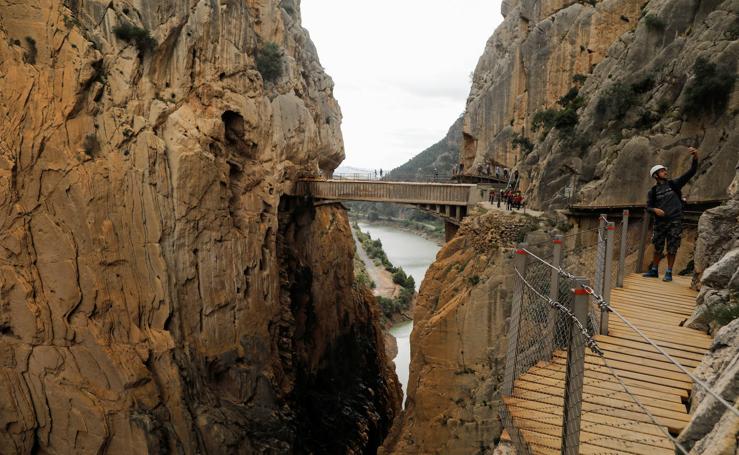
[291, 179, 493, 240]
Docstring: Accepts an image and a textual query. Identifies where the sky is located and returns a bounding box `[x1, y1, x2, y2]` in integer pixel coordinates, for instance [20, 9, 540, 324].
[301, 1, 504, 171]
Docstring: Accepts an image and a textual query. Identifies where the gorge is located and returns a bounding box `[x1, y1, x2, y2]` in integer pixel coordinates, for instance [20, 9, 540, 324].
[1, 0, 737, 454]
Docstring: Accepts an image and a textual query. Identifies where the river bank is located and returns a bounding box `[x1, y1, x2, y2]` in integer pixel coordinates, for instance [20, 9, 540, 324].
[352, 221, 442, 402]
[349, 215, 445, 246]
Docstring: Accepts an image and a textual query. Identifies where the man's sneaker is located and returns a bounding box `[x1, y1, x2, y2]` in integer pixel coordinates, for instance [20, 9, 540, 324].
[642, 267, 659, 278]
[663, 270, 673, 282]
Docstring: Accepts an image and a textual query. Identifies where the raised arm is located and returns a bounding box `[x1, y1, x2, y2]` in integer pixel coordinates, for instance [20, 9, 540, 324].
[672, 148, 699, 189]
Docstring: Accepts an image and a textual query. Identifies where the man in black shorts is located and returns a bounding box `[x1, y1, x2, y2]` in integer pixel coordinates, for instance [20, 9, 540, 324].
[642, 148, 699, 282]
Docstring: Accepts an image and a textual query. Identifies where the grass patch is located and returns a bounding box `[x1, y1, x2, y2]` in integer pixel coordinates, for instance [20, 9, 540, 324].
[708, 294, 739, 327]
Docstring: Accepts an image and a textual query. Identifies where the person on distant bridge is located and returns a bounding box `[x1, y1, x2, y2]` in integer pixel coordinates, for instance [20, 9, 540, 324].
[643, 147, 699, 282]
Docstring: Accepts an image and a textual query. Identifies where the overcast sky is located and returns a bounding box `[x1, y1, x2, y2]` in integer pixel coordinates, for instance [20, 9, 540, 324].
[301, 1, 504, 171]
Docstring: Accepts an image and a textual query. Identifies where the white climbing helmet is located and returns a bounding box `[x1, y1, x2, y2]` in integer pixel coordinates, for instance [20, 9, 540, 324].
[650, 164, 666, 177]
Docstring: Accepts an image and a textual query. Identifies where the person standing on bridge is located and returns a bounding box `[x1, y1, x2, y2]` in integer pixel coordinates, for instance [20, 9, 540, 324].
[643, 147, 699, 282]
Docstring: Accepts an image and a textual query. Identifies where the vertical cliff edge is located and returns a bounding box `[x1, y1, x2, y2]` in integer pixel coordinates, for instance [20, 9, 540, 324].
[0, 1, 400, 453]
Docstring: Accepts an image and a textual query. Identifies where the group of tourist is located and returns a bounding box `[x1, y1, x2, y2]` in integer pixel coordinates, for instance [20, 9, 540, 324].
[489, 188, 525, 211]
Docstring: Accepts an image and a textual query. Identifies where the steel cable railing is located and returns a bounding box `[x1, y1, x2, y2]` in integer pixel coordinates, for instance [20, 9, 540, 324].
[499, 212, 737, 454]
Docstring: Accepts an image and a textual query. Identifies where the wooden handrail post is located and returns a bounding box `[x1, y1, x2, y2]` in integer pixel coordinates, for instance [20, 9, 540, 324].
[502, 244, 528, 395]
[545, 235, 563, 359]
[617, 210, 629, 287]
[561, 278, 589, 455]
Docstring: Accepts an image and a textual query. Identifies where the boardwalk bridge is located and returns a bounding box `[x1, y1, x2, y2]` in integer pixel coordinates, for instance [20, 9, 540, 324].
[291, 177, 506, 240]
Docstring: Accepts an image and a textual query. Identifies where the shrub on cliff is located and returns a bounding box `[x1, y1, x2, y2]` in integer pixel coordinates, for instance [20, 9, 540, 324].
[256, 42, 283, 82]
[113, 24, 157, 52]
[511, 133, 534, 154]
[532, 87, 583, 135]
[682, 58, 736, 117]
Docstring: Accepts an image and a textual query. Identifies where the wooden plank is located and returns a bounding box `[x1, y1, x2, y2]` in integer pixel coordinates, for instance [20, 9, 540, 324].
[504, 402, 668, 438]
[605, 310, 707, 335]
[506, 395, 686, 438]
[612, 303, 686, 327]
[597, 340, 701, 368]
[509, 415, 675, 453]
[510, 387, 690, 428]
[607, 329, 710, 353]
[553, 350, 692, 384]
[514, 378, 687, 412]
[596, 335, 706, 362]
[523, 366, 684, 404]
[608, 321, 712, 347]
[598, 346, 698, 373]
[610, 298, 696, 315]
[531, 361, 688, 398]
[550, 355, 693, 390]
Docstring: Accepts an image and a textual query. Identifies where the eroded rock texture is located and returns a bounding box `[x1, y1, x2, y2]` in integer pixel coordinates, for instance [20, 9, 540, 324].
[463, 0, 737, 209]
[382, 211, 542, 454]
[0, 1, 399, 453]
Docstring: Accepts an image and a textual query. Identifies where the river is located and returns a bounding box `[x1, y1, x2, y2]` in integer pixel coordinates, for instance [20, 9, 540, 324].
[356, 221, 441, 404]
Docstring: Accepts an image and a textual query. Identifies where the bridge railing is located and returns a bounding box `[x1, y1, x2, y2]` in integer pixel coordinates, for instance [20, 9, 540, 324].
[332, 172, 453, 183]
[295, 179, 477, 206]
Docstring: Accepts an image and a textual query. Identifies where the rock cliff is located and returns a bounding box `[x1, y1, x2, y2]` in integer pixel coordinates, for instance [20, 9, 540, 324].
[0, 1, 399, 453]
[391, 0, 737, 452]
[463, 0, 737, 209]
[382, 210, 542, 454]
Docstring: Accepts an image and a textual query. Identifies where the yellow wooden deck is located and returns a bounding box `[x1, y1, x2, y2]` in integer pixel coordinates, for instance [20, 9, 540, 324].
[501, 273, 711, 454]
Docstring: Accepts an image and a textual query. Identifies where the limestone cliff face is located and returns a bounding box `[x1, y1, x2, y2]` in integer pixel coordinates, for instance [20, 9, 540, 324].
[464, 0, 737, 209]
[0, 1, 399, 453]
[382, 210, 541, 454]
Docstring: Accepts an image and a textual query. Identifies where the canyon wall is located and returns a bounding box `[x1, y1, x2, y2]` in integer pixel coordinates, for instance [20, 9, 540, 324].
[0, 1, 399, 453]
[382, 210, 544, 454]
[390, 0, 737, 452]
[463, 0, 737, 209]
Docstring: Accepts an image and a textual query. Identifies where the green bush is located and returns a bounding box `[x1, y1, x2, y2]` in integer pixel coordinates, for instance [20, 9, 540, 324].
[596, 82, 637, 121]
[511, 133, 534, 154]
[644, 14, 666, 30]
[532, 87, 583, 134]
[708, 296, 739, 327]
[631, 75, 655, 94]
[572, 74, 588, 84]
[634, 110, 660, 130]
[256, 42, 283, 82]
[467, 275, 480, 286]
[113, 24, 157, 52]
[682, 57, 736, 117]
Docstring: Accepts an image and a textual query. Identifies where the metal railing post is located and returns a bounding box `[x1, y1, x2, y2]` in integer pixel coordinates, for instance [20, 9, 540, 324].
[601, 222, 615, 335]
[545, 235, 563, 359]
[502, 244, 528, 396]
[635, 209, 651, 273]
[594, 214, 607, 297]
[561, 278, 589, 455]
[617, 210, 629, 287]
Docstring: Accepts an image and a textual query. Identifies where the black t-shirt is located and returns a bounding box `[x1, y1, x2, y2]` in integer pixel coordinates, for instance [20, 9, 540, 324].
[651, 182, 683, 220]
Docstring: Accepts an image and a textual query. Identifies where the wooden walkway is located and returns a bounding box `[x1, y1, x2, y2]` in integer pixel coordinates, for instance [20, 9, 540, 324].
[501, 273, 711, 454]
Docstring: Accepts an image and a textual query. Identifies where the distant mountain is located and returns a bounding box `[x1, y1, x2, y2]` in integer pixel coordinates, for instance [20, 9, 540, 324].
[386, 116, 463, 181]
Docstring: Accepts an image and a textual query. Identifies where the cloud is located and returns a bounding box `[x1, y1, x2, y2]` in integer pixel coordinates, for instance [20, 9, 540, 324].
[302, 1, 503, 170]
